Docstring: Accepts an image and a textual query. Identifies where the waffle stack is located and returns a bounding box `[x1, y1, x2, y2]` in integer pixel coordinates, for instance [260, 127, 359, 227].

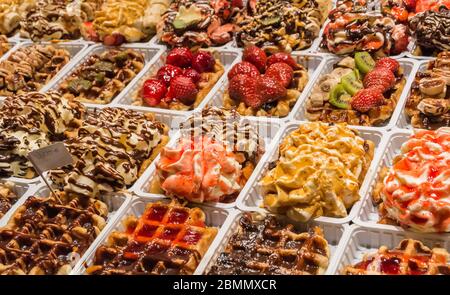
[86, 201, 218, 275]
[58, 49, 145, 104]
[208, 214, 330, 275]
[0, 192, 109, 275]
[0, 181, 18, 218]
[342, 239, 450, 275]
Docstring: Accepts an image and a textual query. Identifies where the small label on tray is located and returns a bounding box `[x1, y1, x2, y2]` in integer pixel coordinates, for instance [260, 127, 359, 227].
[28, 142, 73, 172]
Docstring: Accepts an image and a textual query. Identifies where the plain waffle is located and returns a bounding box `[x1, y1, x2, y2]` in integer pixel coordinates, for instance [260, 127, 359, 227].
[0, 192, 108, 275]
[342, 239, 450, 275]
[86, 201, 218, 275]
[207, 213, 330, 275]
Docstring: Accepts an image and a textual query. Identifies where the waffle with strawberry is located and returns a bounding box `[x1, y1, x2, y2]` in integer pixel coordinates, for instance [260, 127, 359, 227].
[223, 46, 309, 117]
[306, 53, 406, 126]
[133, 48, 224, 111]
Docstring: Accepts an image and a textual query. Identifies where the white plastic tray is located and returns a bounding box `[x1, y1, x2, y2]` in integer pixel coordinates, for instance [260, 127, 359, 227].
[112, 48, 241, 116]
[291, 56, 418, 130]
[133, 116, 283, 209]
[197, 210, 348, 275]
[206, 53, 326, 122]
[74, 196, 236, 275]
[236, 121, 388, 224]
[330, 224, 450, 275]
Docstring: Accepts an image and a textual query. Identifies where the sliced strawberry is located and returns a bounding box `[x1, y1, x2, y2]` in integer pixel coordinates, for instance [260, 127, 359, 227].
[166, 47, 194, 68]
[363, 67, 396, 93]
[167, 76, 198, 105]
[103, 33, 125, 46]
[266, 52, 299, 69]
[157, 64, 183, 86]
[227, 61, 260, 80]
[265, 62, 294, 88]
[141, 79, 167, 107]
[192, 51, 216, 73]
[375, 57, 400, 73]
[403, 0, 416, 10]
[183, 68, 201, 84]
[351, 88, 385, 113]
[228, 74, 265, 108]
[257, 76, 287, 103]
[243, 45, 267, 72]
[391, 24, 409, 55]
[81, 22, 98, 42]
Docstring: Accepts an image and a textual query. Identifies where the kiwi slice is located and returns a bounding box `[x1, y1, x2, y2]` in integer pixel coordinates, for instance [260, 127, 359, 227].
[354, 52, 375, 74]
[329, 83, 352, 109]
[341, 70, 363, 95]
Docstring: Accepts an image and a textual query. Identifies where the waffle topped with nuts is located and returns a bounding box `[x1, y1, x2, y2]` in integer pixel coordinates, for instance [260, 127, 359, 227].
[208, 213, 330, 275]
[0, 181, 18, 218]
[342, 239, 450, 275]
[0, 192, 109, 275]
[0, 44, 71, 96]
[86, 201, 218, 275]
[406, 51, 450, 129]
[58, 49, 145, 104]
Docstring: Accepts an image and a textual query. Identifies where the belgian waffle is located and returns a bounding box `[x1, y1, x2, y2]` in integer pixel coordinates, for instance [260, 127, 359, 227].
[406, 51, 450, 129]
[208, 213, 330, 275]
[58, 49, 145, 104]
[0, 181, 18, 218]
[0, 44, 71, 96]
[0, 192, 109, 275]
[86, 201, 218, 275]
[0, 35, 9, 57]
[342, 239, 450, 275]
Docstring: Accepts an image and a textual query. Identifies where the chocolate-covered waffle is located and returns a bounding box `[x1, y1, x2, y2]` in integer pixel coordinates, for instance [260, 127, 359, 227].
[260, 122, 374, 222]
[410, 10, 450, 56]
[306, 54, 406, 126]
[0, 91, 85, 179]
[236, 0, 330, 53]
[150, 107, 263, 204]
[342, 239, 450, 275]
[208, 213, 330, 275]
[0, 181, 18, 218]
[58, 48, 145, 104]
[406, 52, 450, 129]
[0, 191, 108, 275]
[0, 44, 71, 96]
[82, 0, 171, 45]
[0, 35, 10, 57]
[86, 201, 218, 275]
[49, 107, 169, 198]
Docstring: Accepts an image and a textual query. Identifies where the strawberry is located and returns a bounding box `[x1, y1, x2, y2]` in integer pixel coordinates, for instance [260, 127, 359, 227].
[227, 61, 260, 80]
[183, 68, 201, 84]
[192, 51, 216, 73]
[257, 76, 287, 103]
[157, 64, 183, 86]
[81, 22, 98, 42]
[403, 0, 416, 10]
[166, 47, 194, 68]
[391, 24, 409, 54]
[266, 52, 299, 69]
[243, 45, 267, 72]
[167, 76, 198, 105]
[351, 88, 385, 113]
[363, 67, 396, 93]
[141, 79, 167, 107]
[375, 57, 400, 73]
[265, 62, 294, 88]
[231, 0, 244, 8]
[103, 33, 125, 46]
[228, 74, 265, 108]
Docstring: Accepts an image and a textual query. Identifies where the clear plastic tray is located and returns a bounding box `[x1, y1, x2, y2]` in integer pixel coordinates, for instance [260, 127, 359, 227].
[111, 48, 241, 116]
[291, 56, 418, 130]
[330, 224, 450, 275]
[47, 43, 166, 108]
[197, 210, 348, 275]
[74, 196, 235, 275]
[0, 183, 131, 275]
[236, 121, 388, 224]
[206, 53, 326, 121]
[132, 117, 282, 209]
[0, 179, 33, 225]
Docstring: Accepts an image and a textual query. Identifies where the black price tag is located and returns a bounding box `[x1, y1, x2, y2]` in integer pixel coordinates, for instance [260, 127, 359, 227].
[28, 142, 73, 172]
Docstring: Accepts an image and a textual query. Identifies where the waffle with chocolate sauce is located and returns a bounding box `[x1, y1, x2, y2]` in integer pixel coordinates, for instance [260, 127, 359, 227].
[86, 201, 218, 275]
[0, 44, 70, 96]
[0, 181, 18, 218]
[49, 107, 169, 198]
[58, 49, 145, 104]
[207, 214, 330, 275]
[342, 239, 450, 275]
[0, 35, 10, 57]
[0, 192, 109, 275]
